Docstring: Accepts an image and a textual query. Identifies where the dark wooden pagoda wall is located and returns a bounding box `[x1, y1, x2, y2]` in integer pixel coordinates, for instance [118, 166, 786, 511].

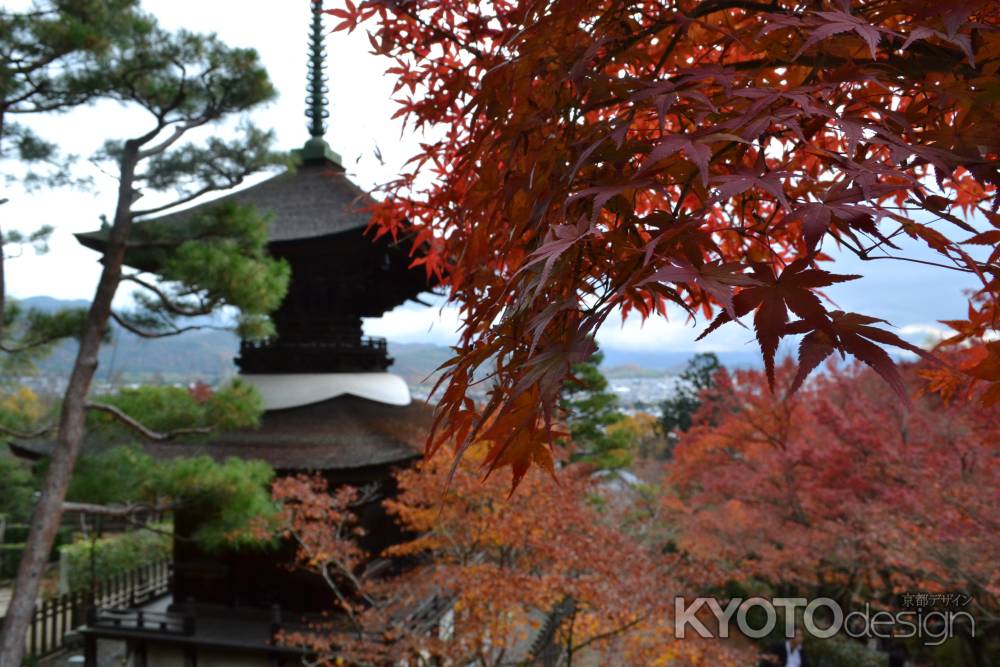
[271, 233, 426, 322]
[236, 232, 430, 374]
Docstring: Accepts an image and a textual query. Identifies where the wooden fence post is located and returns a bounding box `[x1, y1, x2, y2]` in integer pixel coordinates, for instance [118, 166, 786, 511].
[20, 558, 172, 660]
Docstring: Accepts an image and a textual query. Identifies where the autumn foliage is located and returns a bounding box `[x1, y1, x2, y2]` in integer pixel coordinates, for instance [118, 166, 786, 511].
[269, 357, 998, 663]
[668, 359, 1000, 623]
[270, 449, 750, 666]
[330, 0, 1000, 484]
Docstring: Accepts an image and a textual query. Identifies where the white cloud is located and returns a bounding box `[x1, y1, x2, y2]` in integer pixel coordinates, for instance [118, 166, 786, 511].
[595, 308, 756, 352]
[899, 323, 950, 342]
[366, 300, 760, 353]
[364, 303, 462, 345]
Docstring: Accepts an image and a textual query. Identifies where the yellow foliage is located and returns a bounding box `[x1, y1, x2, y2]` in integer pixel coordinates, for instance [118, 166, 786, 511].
[0, 386, 45, 424]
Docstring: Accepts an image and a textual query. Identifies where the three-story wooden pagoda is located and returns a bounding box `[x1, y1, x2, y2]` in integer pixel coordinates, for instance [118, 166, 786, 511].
[70, 3, 437, 664]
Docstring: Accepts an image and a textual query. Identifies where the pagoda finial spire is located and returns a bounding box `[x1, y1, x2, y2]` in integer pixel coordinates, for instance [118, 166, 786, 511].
[306, 0, 329, 139]
[298, 0, 341, 165]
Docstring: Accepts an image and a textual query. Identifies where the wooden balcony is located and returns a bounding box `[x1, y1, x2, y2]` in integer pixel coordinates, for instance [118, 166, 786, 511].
[236, 333, 391, 373]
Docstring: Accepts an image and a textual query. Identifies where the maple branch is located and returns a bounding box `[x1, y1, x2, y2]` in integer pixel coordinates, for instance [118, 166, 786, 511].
[289, 525, 372, 636]
[728, 50, 975, 77]
[839, 240, 980, 274]
[689, 0, 787, 19]
[603, 0, 789, 76]
[652, 25, 684, 76]
[393, 7, 484, 60]
[568, 613, 647, 654]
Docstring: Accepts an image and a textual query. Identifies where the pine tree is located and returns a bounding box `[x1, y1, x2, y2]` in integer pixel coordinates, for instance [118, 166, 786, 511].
[0, 5, 287, 662]
[0, 0, 146, 362]
[659, 353, 721, 456]
[560, 350, 634, 470]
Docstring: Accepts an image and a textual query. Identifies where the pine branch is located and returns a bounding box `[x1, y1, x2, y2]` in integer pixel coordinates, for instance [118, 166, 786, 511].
[122, 274, 214, 317]
[84, 402, 212, 441]
[135, 122, 190, 160]
[0, 422, 55, 438]
[2, 402, 215, 442]
[0, 335, 69, 354]
[61, 500, 177, 516]
[131, 178, 240, 218]
[109, 310, 225, 339]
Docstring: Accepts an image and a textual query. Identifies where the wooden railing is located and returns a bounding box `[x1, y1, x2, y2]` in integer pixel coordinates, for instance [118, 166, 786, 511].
[88, 560, 170, 611]
[87, 607, 193, 636]
[3, 559, 172, 660]
[26, 590, 89, 660]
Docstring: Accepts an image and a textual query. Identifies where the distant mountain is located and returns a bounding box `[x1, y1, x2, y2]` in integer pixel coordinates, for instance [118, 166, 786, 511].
[14, 296, 91, 313]
[8, 297, 456, 386]
[37, 329, 241, 384]
[387, 342, 453, 385]
[12, 296, 241, 384]
[6, 297, 762, 385]
[602, 364, 671, 379]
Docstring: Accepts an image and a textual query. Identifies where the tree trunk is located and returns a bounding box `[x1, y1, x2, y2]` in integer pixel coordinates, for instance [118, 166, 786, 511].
[1, 108, 8, 342]
[0, 222, 6, 342]
[0, 142, 138, 667]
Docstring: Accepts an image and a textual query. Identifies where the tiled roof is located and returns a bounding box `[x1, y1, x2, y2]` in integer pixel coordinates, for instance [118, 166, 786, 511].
[76, 161, 374, 250]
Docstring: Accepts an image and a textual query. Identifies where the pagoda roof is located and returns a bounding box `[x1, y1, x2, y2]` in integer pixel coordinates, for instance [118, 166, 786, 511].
[76, 159, 377, 253]
[9, 395, 432, 472]
[206, 394, 430, 470]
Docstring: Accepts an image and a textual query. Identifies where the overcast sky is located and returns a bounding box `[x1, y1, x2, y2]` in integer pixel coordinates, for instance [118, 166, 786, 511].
[1, 0, 982, 353]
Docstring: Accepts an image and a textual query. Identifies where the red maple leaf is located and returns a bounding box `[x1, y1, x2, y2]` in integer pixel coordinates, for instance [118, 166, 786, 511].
[698, 258, 860, 388]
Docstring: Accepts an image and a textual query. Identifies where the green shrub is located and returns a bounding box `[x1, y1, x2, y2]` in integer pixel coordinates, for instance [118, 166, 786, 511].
[3, 524, 73, 546]
[65, 447, 276, 552]
[149, 456, 276, 550]
[1, 542, 26, 579]
[0, 527, 73, 579]
[67, 445, 155, 506]
[86, 380, 262, 437]
[59, 525, 171, 591]
[0, 455, 37, 522]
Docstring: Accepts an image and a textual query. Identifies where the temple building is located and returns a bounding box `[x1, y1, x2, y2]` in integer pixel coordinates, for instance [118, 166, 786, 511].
[50, 2, 437, 664]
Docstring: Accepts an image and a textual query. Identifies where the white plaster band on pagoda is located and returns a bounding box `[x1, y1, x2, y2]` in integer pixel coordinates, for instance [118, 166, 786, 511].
[241, 373, 412, 410]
